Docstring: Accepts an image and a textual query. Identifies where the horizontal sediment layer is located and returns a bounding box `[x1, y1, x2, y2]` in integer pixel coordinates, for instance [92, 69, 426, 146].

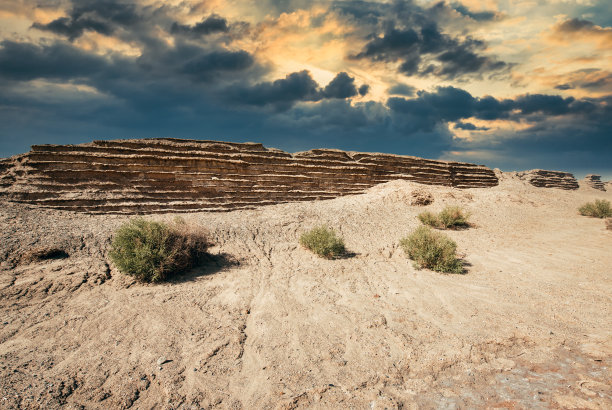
[0, 138, 499, 214]
[582, 174, 607, 191]
[517, 169, 579, 190]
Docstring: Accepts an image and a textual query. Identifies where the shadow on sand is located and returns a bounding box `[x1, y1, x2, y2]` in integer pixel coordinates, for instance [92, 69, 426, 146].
[169, 252, 240, 283]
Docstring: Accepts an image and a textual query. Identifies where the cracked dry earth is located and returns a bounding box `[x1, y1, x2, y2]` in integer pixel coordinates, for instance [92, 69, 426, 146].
[1, 175, 611, 409]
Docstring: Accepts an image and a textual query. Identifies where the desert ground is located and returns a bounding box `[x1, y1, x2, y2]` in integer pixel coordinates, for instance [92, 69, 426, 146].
[0, 172, 611, 409]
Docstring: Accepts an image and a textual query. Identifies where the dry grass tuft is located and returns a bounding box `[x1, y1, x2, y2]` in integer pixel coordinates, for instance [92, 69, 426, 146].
[399, 226, 464, 274]
[418, 206, 470, 229]
[109, 217, 209, 283]
[579, 199, 612, 219]
[299, 226, 345, 259]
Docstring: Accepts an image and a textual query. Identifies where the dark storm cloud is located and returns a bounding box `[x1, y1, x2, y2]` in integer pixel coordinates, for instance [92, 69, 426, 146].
[338, 1, 509, 79]
[556, 18, 599, 32]
[31, 0, 139, 40]
[351, 23, 507, 79]
[331, 0, 386, 23]
[388, 83, 416, 96]
[387, 86, 606, 132]
[322, 72, 358, 99]
[223, 70, 322, 110]
[513, 94, 576, 116]
[223, 71, 363, 110]
[180, 50, 254, 81]
[436, 43, 507, 78]
[451, 4, 498, 22]
[0, 39, 254, 87]
[170, 15, 231, 36]
[454, 121, 489, 131]
[555, 84, 573, 90]
[358, 84, 370, 96]
[0, 40, 108, 80]
[170, 14, 249, 38]
[581, 73, 612, 89]
[472, 96, 514, 120]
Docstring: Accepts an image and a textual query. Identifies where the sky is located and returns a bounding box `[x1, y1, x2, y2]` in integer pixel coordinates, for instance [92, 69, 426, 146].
[0, 0, 610, 178]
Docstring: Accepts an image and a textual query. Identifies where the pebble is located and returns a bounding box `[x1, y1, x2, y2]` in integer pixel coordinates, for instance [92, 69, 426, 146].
[156, 356, 166, 366]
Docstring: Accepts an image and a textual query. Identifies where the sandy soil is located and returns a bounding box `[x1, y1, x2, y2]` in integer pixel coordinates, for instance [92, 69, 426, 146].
[1, 173, 611, 409]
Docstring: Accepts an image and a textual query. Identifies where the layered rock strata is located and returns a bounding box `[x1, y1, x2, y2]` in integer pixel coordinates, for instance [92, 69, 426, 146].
[581, 174, 607, 191]
[517, 169, 579, 190]
[0, 138, 499, 214]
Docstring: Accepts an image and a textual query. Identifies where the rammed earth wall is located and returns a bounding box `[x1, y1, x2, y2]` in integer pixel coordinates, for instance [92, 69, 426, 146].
[0, 138, 500, 214]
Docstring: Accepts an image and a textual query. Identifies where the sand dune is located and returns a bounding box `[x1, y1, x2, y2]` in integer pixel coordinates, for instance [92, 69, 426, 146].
[1, 173, 611, 408]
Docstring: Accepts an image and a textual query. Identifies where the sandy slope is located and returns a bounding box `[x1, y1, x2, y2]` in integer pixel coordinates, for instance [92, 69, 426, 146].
[0, 173, 611, 409]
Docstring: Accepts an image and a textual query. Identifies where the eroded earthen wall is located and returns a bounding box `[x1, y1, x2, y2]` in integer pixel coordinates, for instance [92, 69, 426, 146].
[517, 169, 579, 190]
[0, 138, 499, 214]
[582, 174, 607, 191]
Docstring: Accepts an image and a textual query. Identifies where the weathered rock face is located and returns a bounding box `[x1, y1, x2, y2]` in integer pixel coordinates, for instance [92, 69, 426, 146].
[0, 138, 499, 214]
[581, 174, 607, 191]
[517, 169, 579, 190]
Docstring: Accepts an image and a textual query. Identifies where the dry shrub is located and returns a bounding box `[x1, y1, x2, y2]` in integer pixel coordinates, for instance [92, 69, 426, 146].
[300, 226, 345, 259]
[109, 217, 209, 283]
[418, 211, 439, 227]
[438, 206, 470, 229]
[399, 226, 464, 274]
[417, 206, 470, 229]
[579, 199, 612, 219]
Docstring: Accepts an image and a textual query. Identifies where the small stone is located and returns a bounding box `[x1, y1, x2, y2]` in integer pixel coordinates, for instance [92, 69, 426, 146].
[156, 356, 166, 366]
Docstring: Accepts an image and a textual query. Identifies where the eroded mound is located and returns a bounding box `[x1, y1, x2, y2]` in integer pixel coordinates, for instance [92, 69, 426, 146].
[1, 177, 611, 408]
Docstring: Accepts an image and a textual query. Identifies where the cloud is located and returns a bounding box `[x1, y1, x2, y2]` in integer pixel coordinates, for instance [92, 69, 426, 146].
[454, 121, 489, 131]
[387, 85, 606, 132]
[552, 17, 612, 48]
[180, 50, 254, 81]
[322, 72, 358, 99]
[513, 94, 576, 116]
[0, 40, 108, 81]
[350, 22, 508, 79]
[333, 0, 509, 79]
[0, 38, 255, 87]
[451, 4, 499, 22]
[171, 15, 230, 36]
[388, 83, 416, 96]
[358, 84, 370, 96]
[223, 70, 364, 110]
[223, 70, 322, 110]
[31, 0, 139, 40]
[556, 18, 604, 33]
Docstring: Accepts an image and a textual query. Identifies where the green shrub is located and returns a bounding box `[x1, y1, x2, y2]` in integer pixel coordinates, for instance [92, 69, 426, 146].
[418, 211, 439, 227]
[399, 226, 464, 274]
[109, 217, 209, 283]
[300, 226, 345, 259]
[438, 206, 470, 229]
[417, 206, 470, 229]
[579, 199, 612, 219]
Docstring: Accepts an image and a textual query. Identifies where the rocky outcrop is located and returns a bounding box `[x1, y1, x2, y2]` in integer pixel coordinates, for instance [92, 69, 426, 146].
[517, 169, 579, 190]
[581, 174, 606, 191]
[0, 138, 499, 214]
